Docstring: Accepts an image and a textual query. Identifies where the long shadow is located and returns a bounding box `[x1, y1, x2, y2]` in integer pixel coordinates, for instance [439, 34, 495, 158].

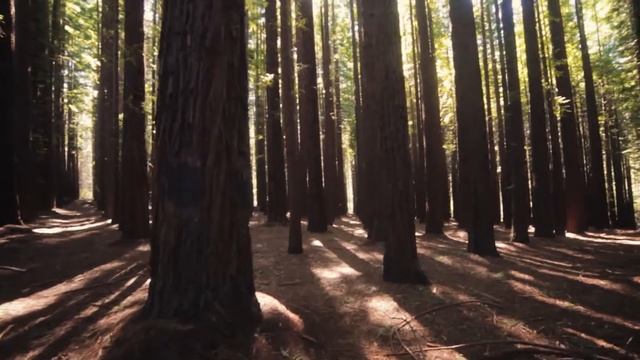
[0, 261, 147, 359]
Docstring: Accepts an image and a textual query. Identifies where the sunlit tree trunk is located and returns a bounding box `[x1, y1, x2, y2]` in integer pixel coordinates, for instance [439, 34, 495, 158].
[333, 0, 348, 217]
[349, 0, 363, 218]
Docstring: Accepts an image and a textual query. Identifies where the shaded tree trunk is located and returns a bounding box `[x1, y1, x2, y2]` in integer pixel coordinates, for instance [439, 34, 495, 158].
[281, 0, 303, 253]
[254, 27, 267, 213]
[349, 0, 363, 218]
[502, 0, 531, 244]
[265, 0, 288, 224]
[522, 0, 554, 238]
[547, 0, 587, 233]
[119, 0, 150, 240]
[489, 0, 505, 227]
[51, 0, 66, 206]
[604, 108, 617, 226]
[296, 0, 328, 233]
[333, 0, 348, 217]
[360, 0, 427, 284]
[449, 0, 498, 255]
[632, 0, 640, 82]
[416, 0, 449, 233]
[146, 0, 262, 338]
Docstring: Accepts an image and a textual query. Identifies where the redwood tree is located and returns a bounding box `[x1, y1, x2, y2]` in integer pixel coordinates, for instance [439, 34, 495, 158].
[119, 0, 150, 240]
[147, 0, 262, 336]
[449, 0, 498, 255]
[360, 0, 427, 284]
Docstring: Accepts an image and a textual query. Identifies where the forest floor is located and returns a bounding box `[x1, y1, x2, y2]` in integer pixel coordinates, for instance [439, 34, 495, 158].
[0, 201, 639, 360]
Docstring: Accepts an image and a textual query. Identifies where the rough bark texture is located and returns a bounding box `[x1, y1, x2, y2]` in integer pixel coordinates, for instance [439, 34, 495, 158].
[296, 0, 328, 233]
[265, 0, 288, 224]
[254, 28, 267, 213]
[547, 0, 587, 233]
[449, 0, 498, 256]
[416, 0, 449, 234]
[575, 0, 608, 229]
[522, 0, 554, 238]
[321, 0, 338, 224]
[0, 0, 19, 226]
[147, 0, 262, 338]
[119, 0, 150, 240]
[360, 0, 427, 284]
[502, 0, 531, 244]
[281, 0, 303, 253]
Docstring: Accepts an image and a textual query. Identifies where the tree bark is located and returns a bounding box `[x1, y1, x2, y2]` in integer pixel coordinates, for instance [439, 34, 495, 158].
[281, 0, 303, 253]
[296, 0, 328, 233]
[51, 0, 66, 206]
[254, 27, 267, 213]
[360, 0, 427, 284]
[349, 0, 363, 218]
[522, 0, 554, 238]
[449, 0, 498, 255]
[147, 0, 262, 339]
[547, 0, 587, 233]
[265, 0, 288, 224]
[333, 0, 348, 217]
[119, 0, 150, 240]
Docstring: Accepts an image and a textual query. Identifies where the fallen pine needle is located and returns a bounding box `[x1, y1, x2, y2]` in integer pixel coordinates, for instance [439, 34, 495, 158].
[0, 265, 28, 273]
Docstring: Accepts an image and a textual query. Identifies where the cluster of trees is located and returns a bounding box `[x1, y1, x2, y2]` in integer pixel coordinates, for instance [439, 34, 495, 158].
[1, 0, 639, 344]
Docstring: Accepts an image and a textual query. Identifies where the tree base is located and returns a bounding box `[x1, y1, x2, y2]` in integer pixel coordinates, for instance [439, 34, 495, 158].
[383, 267, 430, 285]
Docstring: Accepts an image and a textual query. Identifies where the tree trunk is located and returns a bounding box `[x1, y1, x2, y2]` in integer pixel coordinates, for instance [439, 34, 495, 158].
[449, 0, 498, 255]
[502, 0, 531, 244]
[360, 0, 427, 284]
[254, 27, 267, 213]
[265, 0, 288, 224]
[296, 0, 328, 233]
[0, 0, 20, 226]
[333, 0, 348, 217]
[522, 0, 554, 238]
[147, 0, 262, 338]
[622, 157, 637, 229]
[547, 0, 587, 233]
[349, 0, 363, 218]
[416, 0, 449, 234]
[51, 0, 66, 207]
[632, 0, 640, 83]
[281, 0, 303, 253]
[119, 0, 150, 240]
[575, 0, 608, 229]
[603, 108, 617, 226]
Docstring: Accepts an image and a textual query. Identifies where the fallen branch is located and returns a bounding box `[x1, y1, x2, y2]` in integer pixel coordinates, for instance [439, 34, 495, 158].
[300, 334, 318, 344]
[384, 340, 614, 360]
[0, 324, 14, 341]
[396, 301, 501, 331]
[0, 265, 27, 273]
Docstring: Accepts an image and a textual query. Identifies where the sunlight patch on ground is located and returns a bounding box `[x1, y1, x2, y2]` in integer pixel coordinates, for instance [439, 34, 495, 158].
[309, 239, 324, 247]
[32, 219, 112, 234]
[257, 292, 305, 332]
[562, 326, 636, 357]
[566, 232, 640, 245]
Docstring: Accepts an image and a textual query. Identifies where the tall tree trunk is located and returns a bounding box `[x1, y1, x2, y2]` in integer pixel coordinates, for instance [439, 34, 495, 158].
[632, 0, 640, 83]
[502, 0, 531, 243]
[296, 0, 328, 233]
[494, 0, 512, 228]
[360, 0, 427, 284]
[575, 0, 608, 229]
[119, 0, 150, 240]
[547, 0, 587, 233]
[265, 0, 288, 224]
[254, 27, 267, 213]
[281, 0, 303, 253]
[604, 107, 617, 225]
[349, 0, 363, 218]
[333, 0, 348, 217]
[416, 0, 448, 234]
[522, 0, 554, 238]
[410, 1, 427, 224]
[321, 0, 338, 224]
[147, 0, 262, 337]
[449, 0, 498, 255]
[0, 0, 20, 225]
[51, 0, 66, 206]
[622, 157, 637, 229]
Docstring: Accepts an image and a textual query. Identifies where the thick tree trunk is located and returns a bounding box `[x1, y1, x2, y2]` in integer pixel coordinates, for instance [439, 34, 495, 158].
[265, 0, 288, 224]
[119, 0, 150, 240]
[416, 0, 449, 234]
[321, 0, 338, 224]
[360, 0, 427, 284]
[522, 0, 554, 238]
[296, 0, 328, 233]
[281, 0, 303, 253]
[502, 0, 531, 244]
[147, 0, 262, 338]
[0, 0, 20, 226]
[449, 0, 498, 255]
[575, 0, 608, 229]
[547, 0, 587, 233]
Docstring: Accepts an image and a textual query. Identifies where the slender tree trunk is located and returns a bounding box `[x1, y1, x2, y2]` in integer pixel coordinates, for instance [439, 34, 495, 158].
[281, 0, 303, 253]
[254, 27, 267, 213]
[51, 0, 66, 206]
[360, 0, 427, 284]
[502, 0, 531, 243]
[296, 0, 328, 233]
[416, 0, 448, 233]
[147, 0, 262, 338]
[488, 0, 504, 226]
[349, 0, 363, 218]
[522, 0, 554, 238]
[631, 0, 640, 83]
[604, 108, 617, 225]
[575, 0, 608, 229]
[622, 157, 637, 229]
[449, 0, 498, 255]
[548, 0, 587, 233]
[0, 0, 20, 225]
[119, 0, 150, 240]
[265, 0, 288, 224]
[333, 0, 348, 217]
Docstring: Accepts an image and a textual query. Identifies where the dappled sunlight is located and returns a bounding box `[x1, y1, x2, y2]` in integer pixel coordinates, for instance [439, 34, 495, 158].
[567, 232, 640, 245]
[562, 326, 636, 358]
[32, 219, 112, 234]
